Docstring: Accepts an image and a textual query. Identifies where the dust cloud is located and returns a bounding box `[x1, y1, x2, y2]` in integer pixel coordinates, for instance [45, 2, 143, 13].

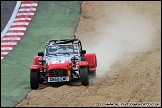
[86, 5, 156, 78]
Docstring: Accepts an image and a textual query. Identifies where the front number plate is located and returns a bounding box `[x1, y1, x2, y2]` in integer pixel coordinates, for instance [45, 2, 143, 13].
[48, 77, 69, 82]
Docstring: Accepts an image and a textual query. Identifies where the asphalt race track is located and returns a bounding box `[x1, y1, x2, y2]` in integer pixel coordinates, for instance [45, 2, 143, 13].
[1, 1, 16, 32]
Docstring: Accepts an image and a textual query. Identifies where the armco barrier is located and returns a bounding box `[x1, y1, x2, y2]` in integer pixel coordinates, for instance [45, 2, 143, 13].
[1, 1, 38, 60]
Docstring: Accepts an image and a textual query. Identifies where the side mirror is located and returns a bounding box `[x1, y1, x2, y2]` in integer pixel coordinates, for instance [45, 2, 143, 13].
[81, 50, 86, 54]
[38, 52, 44, 56]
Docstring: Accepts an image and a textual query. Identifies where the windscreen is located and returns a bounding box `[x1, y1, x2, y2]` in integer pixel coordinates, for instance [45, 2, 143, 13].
[46, 44, 79, 55]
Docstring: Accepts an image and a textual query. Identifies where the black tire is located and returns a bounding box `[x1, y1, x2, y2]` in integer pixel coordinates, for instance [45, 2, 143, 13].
[80, 66, 89, 86]
[30, 70, 39, 89]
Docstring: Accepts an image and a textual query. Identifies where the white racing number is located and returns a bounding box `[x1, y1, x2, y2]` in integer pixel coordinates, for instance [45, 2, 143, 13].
[48, 77, 69, 82]
[52, 60, 65, 64]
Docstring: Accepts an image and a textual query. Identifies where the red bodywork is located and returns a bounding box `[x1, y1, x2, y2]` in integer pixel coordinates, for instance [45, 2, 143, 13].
[29, 53, 97, 78]
[84, 53, 97, 72]
[29, 56, 41, 70]
[47, 60, 72, 77]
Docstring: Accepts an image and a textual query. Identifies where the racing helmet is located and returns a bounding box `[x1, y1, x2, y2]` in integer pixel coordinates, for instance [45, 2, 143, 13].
[48, 46, 58, 53]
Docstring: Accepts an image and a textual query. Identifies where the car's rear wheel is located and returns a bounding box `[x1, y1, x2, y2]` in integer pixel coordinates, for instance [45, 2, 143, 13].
[80, 66, 89, 86]
[30, 70, 39, 89]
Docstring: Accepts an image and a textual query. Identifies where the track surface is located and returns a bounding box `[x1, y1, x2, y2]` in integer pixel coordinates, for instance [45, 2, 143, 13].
[1, 1, 16, 32]
[16, 1, 161, 107]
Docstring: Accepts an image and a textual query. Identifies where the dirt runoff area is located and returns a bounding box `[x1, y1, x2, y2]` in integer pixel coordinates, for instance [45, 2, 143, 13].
[16, 1, 161, 107]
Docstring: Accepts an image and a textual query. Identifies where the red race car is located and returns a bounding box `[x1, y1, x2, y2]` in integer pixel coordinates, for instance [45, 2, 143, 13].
[29, 38, 97, 89]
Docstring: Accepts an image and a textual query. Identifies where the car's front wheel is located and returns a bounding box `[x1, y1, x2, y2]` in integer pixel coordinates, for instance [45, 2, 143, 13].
[30, 70, 39, 89]
[80, 66, 89, 86]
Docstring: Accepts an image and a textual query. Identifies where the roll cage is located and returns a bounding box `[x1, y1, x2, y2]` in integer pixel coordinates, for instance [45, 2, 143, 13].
[45, 38, 83, 53]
